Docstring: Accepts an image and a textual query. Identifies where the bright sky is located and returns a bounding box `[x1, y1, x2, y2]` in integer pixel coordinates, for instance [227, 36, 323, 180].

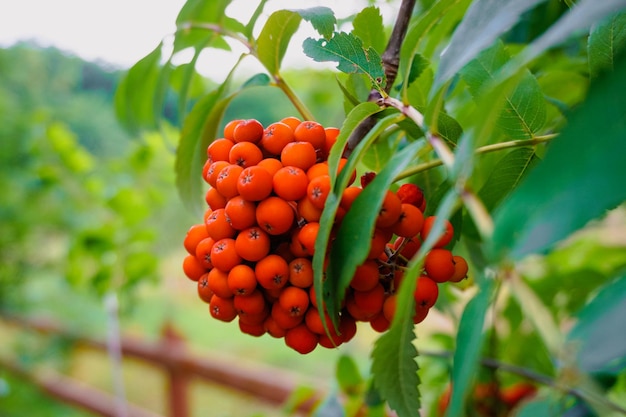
[0, 0, 392, 79]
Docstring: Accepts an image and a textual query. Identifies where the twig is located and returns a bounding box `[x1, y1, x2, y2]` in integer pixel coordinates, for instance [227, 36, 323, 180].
[345, 0, 417, 156]
[394, 134, 557, 181]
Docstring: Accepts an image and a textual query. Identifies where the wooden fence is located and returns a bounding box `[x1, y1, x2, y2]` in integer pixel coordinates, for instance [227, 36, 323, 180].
[0, 315, 324, 417]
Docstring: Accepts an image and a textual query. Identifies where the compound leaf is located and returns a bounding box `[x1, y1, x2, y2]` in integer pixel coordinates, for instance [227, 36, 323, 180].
[303, 32, 386, 92]
[461, 41, 546, 139]
[371, 313, 420, 417]
[435, 0, 547, 91]
[490, 53, 626, 261]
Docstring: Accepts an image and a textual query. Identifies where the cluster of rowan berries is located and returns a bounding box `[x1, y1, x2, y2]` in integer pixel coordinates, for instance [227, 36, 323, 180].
[182, 117, 469, 354]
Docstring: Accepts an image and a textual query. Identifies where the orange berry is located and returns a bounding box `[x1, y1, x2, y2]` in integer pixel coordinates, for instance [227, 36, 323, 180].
[279, 286, 310, 317]
[234, 226, 270, 262]
[285, 323, 318, 354]
[205, 160, 230, 187]
[272, 166, 308, 201]
[421, 216, 454, 248]
[370, 312, 390, 333]
[257, 157, 283, 176]
[210, 238, 242, 272]
[294, 120, 326, 150]
[229, 141, 263, 167]
[238, 320, 266, 337]
[353, 283, 385, 317]
[413, 275, 439, 308]
[393, 203, 425, 238]
[306, 162, 329, 180]
[305, 307, 334, 334]
[306, 175, 331, 209]
[264, 315, 287, 338]
[281, 141, 317, 171]
[234, 289, 267, 315]
[227, 264, 257, 296]
[207, 138, 235, 162]
[197, 273, 214, 303]
[424, 248, 455, 283]
[182, 254, 206, 281]
[207, 268, 233, 299]
[382, 293, 397, 322]
[237, 165, 273, 201]
[255, 254, 289, 290]
[205, 187, 227, 210]
[450, 255, 469, 282]
[296, 222, 320, 256]
[260, 122, 294, 155]
[271, 301, 304, 330]
[324, 127, 340, 155]
[223, 119, 243, 141]
[368, 228, 389, 260]
[350, 260, 380, 292]
[376, 190, 403, 228]
[233, 119, 263, 143]
[183, 223, 210, 255]
[340, 186, 362, 212]
[204, 208, 235, 241]
[215, 164, 244, 198]
[288, 257, 314, 288]
[279, 116, 302, 131]
[209, 295, 237, 322]
[194, 237, 216, 269]
[224, 196, 256, 230]
[256, 197, 295, 235]
[297, 196, 323, 223]
[393, 236, 421, 260]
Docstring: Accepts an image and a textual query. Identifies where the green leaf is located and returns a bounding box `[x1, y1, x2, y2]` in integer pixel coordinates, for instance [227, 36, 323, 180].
[436, 112, 464, 146]
[589, 11, 626, 77]
[257, 10, 302, 75]
[173, 0, 242, 52]
[336, 354, 364, 396]
[114, 43, 163, 133]
[479, 148, 539, 212]
[399, 0, 471, 100]
[502, 0, 626, 84]
[372, 189, 461, 417]
[297, 7, 336, 39]
[434, 0, 548, 91]
[446, 278, 495, 417]
[371, 313, 420, 417]
[303, 32, 386, 92]
[325, 140, 421, 319]
[352, 6, 386, 54]
[568, 275, 626, 374]
[361, 132, 398, 171]
[175, 0, 230, 25]
[313, 102, 383, 330]
[461, 41, 546, 139]
[490, 54, 626, 261]
[507, 274, 563, 357]
[175, 91, 219, 215]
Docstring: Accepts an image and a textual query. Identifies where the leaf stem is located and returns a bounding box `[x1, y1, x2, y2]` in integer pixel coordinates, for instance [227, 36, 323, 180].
[394, 134, 557, 181]
[273, 74, 315, 121]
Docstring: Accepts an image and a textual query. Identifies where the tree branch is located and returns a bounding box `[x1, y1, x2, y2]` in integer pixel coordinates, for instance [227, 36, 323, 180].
[345, 0, 416, 156]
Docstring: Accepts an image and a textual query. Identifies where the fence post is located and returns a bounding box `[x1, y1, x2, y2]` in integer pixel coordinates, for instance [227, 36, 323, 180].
[160, 322, 189, 417]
